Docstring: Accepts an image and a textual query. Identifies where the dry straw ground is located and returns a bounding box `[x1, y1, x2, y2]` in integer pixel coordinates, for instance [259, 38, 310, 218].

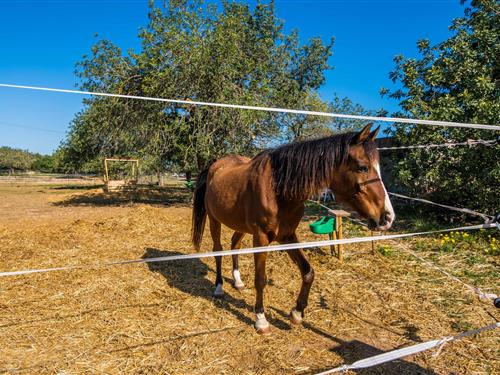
[0, 176, 498, 374]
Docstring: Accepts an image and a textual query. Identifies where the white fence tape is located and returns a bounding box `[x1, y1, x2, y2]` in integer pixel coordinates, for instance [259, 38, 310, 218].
[315, 322, 499, 374]
[1, 83, 499, 130]
[0, 223, 496, 278]
[388, 192, 492, 221]
[378, 138, 498, 151]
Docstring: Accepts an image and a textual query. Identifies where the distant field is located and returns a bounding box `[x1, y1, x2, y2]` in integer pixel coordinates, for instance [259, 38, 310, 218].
[0, 176, 498, 374]
[0, 173, 101, 187]
[0, 172, 186, 186]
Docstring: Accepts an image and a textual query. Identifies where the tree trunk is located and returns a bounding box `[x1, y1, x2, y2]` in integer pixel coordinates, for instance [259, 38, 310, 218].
[157, 171, 163, 186]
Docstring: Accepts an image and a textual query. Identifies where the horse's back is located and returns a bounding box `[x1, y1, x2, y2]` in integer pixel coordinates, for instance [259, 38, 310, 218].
[205, 154, 275, 234]
[210, 155, 251, 171]
[206, 155, 252, 201]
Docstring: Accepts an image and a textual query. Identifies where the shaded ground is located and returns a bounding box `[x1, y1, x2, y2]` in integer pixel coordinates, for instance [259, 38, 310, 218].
[0, 177, 498, 374]
[54, 186, 191, 207]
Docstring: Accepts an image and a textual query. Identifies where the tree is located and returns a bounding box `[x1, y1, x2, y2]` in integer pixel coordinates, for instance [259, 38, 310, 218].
[279, 93, 376, 142]
[328, 95, 385, 133]
[32, 154, 55, 173]
[60, 0, 335, 175]
[381, 0, 499, 214]
[0, 147, 60, 174]
[0, 147, 37, 174]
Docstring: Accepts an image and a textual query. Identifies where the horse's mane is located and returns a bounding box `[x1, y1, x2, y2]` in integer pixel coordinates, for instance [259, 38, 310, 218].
[253, 132, 378, 200]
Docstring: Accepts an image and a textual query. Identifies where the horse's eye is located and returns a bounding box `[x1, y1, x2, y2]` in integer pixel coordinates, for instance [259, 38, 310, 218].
[357, 166, 369, 173]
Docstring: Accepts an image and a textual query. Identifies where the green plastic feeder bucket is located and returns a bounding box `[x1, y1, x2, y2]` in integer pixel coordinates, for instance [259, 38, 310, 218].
[309, 216, 335, 234]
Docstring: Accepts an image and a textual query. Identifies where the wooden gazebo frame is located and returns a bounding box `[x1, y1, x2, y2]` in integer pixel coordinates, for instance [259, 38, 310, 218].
[103, 158, 139, 192]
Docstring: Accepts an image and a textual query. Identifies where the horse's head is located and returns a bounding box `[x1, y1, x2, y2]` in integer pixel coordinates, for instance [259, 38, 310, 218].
[330, 124, 395, 231]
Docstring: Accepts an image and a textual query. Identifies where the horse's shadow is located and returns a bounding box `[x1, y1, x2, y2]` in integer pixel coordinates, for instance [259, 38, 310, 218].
[316, 339, 438, 374]
[270, 307, 437, 375]
[143, 248, 437, 375]
[143, 248, 290, 330]
[53, 186, 191, 207]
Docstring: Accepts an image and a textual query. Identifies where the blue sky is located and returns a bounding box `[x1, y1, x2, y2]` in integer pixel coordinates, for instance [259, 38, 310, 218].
[0, 0, 465, 154]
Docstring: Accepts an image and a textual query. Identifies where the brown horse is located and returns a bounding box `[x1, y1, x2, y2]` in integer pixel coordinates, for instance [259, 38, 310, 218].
[191, 124, 394, 334]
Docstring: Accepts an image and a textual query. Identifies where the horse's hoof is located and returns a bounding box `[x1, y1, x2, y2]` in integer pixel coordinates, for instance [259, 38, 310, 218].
[256, 325, 272, 335]
[233, 281, 245, 290]
[255, 313, 271, 335]
[213, 284, 224, 298]
[290, 308, 303, 325]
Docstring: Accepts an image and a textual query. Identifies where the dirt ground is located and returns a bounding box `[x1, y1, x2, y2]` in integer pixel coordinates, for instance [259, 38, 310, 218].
[0, 178, 498, 374]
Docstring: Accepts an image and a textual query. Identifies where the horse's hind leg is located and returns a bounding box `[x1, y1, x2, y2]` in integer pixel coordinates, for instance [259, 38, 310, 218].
[209, 216, 224, 298]
[253, 232, 271, 335]
[281, 233, 315, 325]
[231, 232, 245, 290]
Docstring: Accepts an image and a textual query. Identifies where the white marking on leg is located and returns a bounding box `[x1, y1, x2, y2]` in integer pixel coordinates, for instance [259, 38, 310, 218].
[232, 269, 245, 289]
[375, 162, 395, 230]
[290, 308, 303, 325]
[255, 313, 269, 330]
[214, 283, 224, 297]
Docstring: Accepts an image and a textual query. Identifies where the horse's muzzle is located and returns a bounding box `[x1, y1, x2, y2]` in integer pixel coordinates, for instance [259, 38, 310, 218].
[369, 212, 394, 231]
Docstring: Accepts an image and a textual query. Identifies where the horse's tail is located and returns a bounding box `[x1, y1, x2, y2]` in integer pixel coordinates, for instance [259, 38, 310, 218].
[191, 167, 210, 251]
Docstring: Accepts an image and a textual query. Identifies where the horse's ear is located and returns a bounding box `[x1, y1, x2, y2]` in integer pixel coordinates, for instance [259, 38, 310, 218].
[368, 125, 380, 141]
[351, 123, 372, 145]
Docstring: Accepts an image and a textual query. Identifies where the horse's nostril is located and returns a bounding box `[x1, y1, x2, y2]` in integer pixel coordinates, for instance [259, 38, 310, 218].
[379, 213, 388, 226]
[368, 218, 378, 230]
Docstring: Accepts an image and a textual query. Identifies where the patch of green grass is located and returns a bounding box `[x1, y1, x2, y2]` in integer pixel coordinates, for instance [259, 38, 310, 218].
[465, 254, 487, 266]
[451, 320, 473, 332]
[414, 240, 428, 252]
[432, 230, 500, 256]
[345, 221, 365, 237]
[377, 244, 393, 257]
[429, 252, 440, 262]
[411, 217, 442, 232]
[461, 268, 499, 283]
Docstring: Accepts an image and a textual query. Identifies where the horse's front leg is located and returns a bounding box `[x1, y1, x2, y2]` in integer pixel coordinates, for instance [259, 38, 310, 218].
[209, 216, 224, 298]
[230, 231, 245, 290]
[281, 233, 315, 325]
[253, 232, 270, 335]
